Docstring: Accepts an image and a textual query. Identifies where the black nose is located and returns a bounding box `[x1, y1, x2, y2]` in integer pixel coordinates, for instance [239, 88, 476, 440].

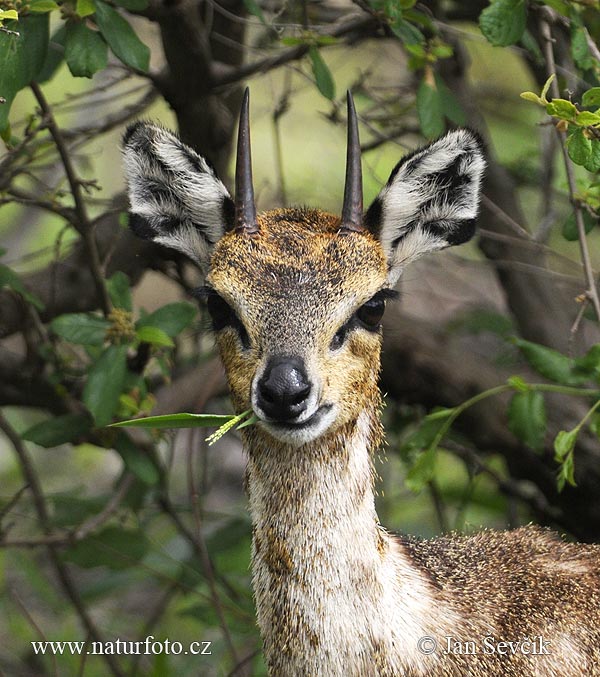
[257, 357, 312, 422]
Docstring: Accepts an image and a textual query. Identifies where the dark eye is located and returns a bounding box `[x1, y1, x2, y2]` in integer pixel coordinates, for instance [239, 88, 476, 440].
[330, 293, 388, 351]
[356, 296, 385, 329]
[330, 325, 347, 351]
[205, 293, 251, 349]
[206, 293, 236, 331]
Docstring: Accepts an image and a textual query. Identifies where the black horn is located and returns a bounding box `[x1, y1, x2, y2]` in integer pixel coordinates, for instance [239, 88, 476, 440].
[340, 91, 364, 233]
[234, 88, 259, 235]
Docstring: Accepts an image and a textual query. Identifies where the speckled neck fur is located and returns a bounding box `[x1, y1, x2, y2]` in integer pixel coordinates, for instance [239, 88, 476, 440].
[244, 406, 438, 676]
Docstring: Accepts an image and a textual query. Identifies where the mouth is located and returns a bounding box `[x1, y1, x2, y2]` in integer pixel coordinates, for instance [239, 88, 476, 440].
[257, 404, 335, 444]
[269, 404, 333, 430]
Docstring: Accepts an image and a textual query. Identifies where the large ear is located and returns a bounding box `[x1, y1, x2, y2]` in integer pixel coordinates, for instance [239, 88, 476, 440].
[121, 121, 234, 272]
[364, 129, 485, 284]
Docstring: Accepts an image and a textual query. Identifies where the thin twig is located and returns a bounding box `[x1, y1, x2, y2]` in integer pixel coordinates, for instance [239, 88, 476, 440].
[30, 82, 112, 316]
[568, 296, 590, 358]
[0, 410, 124, 677]
[0, 473, 135, 548]
[539, 15, 600, 321]
[0, 484, 28, 522]
[481, 194, 532, 240]
[227, 649, 261, 676]
[212, 14, 377, 88]
[444, 439, 562, 523]
[427, 480, 449, 533]
[158, 493, 239, 665]
[11, 589, 59, 677]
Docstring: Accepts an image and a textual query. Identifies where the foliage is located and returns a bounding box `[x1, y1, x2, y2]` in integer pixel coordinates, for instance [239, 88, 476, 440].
[1, 0, 600, 674]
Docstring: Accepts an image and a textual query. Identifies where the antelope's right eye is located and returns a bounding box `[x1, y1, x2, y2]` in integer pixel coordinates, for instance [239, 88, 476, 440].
[205, 293, 251, 349]
[206, 293, 236, 331]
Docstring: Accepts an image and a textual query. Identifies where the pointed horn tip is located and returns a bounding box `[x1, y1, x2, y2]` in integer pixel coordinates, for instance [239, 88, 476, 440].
[341, 90, 364, 232]
[234, 87, 259, 235]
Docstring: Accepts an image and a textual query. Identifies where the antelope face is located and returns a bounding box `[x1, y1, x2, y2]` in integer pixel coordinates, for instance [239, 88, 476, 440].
[122, 90, 485, 446]
[205, 211, 389, 445]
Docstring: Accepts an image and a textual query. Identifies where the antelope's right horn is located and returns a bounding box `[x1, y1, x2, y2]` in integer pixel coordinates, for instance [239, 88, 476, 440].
[233, 88, 259, 235]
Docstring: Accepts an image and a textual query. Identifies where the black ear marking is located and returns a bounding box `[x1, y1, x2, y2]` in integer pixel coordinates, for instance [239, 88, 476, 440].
[364, 128, 485, 283]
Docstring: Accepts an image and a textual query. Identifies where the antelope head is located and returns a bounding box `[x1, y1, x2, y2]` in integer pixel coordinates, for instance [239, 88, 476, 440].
[122, 90, 485, 447]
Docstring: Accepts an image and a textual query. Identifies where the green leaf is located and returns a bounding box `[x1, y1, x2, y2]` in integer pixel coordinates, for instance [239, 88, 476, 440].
[507, 375, 529, 393]
[423, 407, 455, 421]
[390, 17, 424, 45]
[416, 78, 444, 139]
[110, 412, 235, 429]
[520, 91, 544, 105]
[541, 0, 569, 16]
[566, 127, 592, 166]
[308, 46, 335, 100]
[28, 0, 59, 12]
[554, 429, 577, 460]
[0, 9, 18, 20]
[435, 73, 466, 126]
[540, 74, 555, 103]
[479, 0, 527, 47]
[405, 446, 437, 492]
[507, 391, 547, 451]
[557, 451, 576, 491]
[106, 271, 131, 311]
[51, 313, 110, 345]
[65, 21, 108, 78]
[135, 325, 174, 348]
[576, 111, 600, 127]
[83, 344, 128, 426]
[22, 414, 92, 447]
[514, 338, 579, 385]
[113, 0, 149, 10]
[399, 412, 448, 457]
[62, 526, 150, 570]
[582, 88, 600, 107]
[571, 25, 594, 71]
[574, 344, 600, 380]
[0, 14, 49, 132]
[451, 308, 513, 336]
[114, 432, 159, 485]
[137, 302, 196, 337]
[36, 25, 66, 84]
[76, 0, 95, 17]
[546, 98, 577, 120]
[584, 141, 600, 173]
[0, 263, 44, 309]
[93, 0, 150, 72]
[562, 210, 597, 241]
[242, 0, 267, 25]
[205, 516, 252, 554]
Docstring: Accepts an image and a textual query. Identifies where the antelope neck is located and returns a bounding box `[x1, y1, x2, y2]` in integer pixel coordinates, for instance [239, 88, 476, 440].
[243, 410, 436, 675]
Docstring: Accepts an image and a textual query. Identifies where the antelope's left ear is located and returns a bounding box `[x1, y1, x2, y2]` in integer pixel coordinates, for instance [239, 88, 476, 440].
[364, 129, 485, 284]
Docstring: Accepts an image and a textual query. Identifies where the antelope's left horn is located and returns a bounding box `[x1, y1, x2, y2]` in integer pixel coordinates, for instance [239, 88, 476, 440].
[233, 88, 259, 235]
[340, 91, 364, 233]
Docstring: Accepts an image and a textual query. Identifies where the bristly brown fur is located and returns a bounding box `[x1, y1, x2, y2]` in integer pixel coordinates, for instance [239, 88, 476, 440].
[121, 119, 600, 676]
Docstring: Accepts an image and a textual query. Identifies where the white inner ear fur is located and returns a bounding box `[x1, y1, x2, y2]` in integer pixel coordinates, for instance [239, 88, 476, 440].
[373, 129, 485, 285]
[122, 123, 232, 271]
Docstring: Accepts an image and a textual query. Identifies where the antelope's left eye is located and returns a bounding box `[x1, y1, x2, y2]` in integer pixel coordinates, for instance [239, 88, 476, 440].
[356, 296, 385, 329]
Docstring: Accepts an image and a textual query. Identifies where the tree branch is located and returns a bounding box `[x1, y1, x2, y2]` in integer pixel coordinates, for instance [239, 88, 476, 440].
[0, 410, 125, 677]
[30, 82, 112, 316]
[539, 14, 600, 321]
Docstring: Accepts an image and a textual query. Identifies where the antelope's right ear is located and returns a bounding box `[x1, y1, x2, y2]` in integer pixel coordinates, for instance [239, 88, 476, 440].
[365, 129, 485, 285]
[122, 121, 234, 272]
